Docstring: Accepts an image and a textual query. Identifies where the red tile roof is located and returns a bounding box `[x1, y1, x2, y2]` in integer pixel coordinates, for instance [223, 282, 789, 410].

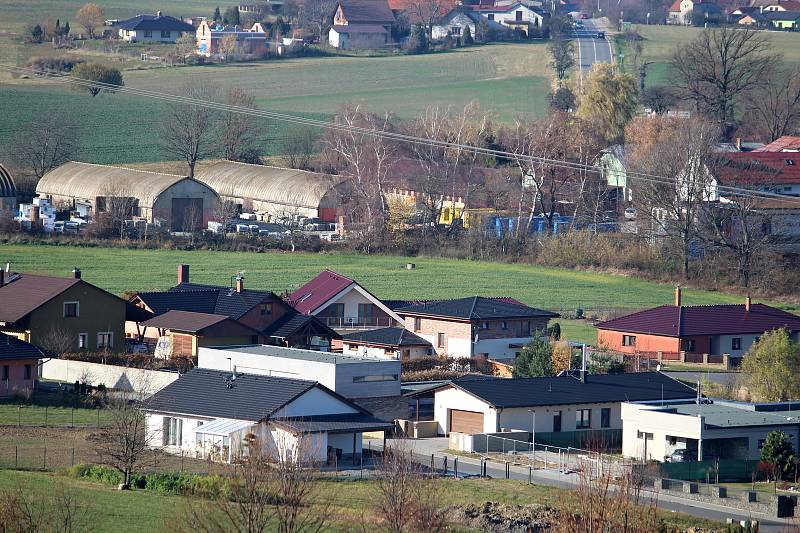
[0, 273, 80, 323]
[755, 136, 800, 152]
[286, 269, 355, 314]
[716, 152, 800, 186]
[669, 0, 683, 11]
[597, 303, 800, 337]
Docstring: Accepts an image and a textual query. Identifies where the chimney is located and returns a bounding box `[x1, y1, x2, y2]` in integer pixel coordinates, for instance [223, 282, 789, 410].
[72, 267, 81, 280]
[675, 286, 682, 307]
[235, 275, 244, 293]
[745, 295, 751, 312]
[178, 264, 189, 284]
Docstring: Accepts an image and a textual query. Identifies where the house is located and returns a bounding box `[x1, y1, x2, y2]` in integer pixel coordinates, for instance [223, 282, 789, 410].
[431, 8, 510, 41]
[668, 0, 722, 23]
[340, 327, 434, 360]
[416, 372, 696, 446]
[0, 268, 150, 353]
[596, 288, 800, 360]
[129, 265, 338, 351]
[328, 0, 395, 49]
[36, 162, 220, 232]
[395, 296, 559, 359]
[0, 164, 17, 213]
[713, 152, 800, 197]
[115, 12, 195, 42]
[472, 2, 549, 35]
[764, 0, 800, 10]
[622, 399, 800, 462]
[196, 20, 268, 57]
[764, 9, 800, 27]
[597, 145, 630, 210]
[755, 136, 800, 152]
[0, 333, 45, 398]
[143, 368, 393, 463]
[286, 269, 403, 331]
[197, 344, 401, 399]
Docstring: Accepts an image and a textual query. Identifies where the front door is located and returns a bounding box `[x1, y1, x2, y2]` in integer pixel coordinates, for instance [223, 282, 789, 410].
[553, 411, 562, 432]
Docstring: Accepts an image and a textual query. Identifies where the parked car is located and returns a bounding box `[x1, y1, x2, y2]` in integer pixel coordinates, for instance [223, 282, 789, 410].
[667, 449, 695, 462]
[574, 21, 584, 28]
[125, 338, 149, 354]
[596, 31, 605, 39]
[624, 207, 637, 220]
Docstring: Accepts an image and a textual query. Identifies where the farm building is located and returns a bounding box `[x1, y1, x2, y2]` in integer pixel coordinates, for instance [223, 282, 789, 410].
[195, 161, 350, 223]
[36, 162, 219, 232]
[0, 164, 16, 212]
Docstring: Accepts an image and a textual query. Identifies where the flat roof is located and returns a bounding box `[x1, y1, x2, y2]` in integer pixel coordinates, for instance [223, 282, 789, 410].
[202, 344, 396, 364]
[636, 400, 800, 429]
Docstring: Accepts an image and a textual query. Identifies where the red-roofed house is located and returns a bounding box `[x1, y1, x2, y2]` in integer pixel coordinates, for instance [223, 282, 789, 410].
[713, 152, 800, 197]
[755, 136, 800, 153]
[286, 270, 403, 331]
[596, 288, 800, 361]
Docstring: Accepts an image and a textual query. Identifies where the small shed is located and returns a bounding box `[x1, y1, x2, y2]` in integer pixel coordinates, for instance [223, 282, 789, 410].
[36, 162, 220, 231]
[0, 164, 17, 212]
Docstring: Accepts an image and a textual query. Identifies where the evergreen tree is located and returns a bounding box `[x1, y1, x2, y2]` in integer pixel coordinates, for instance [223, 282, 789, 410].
[761, 430, 796, 481]
[513, 332, 554, 378]
[408, 24, 429, 55]
[462, 25, 474, 45]
[64, 21, 70, 35]
[213, 6, 222, 21]
[223, 6, 241, 26]
[31, 24, 43, 42]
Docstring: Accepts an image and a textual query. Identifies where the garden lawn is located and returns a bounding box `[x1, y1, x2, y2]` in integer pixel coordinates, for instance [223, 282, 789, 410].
[0, 243, 761, 313]
[0, 403, 109, 427]
[0, 470, 723, 532]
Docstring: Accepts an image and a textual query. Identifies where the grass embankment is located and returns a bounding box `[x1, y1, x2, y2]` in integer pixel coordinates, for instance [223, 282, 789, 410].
[0, 469, 724, 532]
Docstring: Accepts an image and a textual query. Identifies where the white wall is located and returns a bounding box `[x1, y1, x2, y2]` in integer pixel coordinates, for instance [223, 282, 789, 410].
[434, 387, 498, 435]
[717, 333, 760, 357]
[42, 359, 178, 395]
[341, 342, 431, 360]
[145, 412, 214, 454]
[499, 402, 622, 433]
[275, 386, 360, 418]
[474, 337, 533, 359]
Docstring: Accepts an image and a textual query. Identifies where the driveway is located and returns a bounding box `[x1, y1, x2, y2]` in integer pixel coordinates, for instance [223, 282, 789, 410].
[570, 18, 614, 89]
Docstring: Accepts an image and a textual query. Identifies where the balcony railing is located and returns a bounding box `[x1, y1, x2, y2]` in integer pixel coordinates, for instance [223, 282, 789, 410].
[322, 316, 395, 330]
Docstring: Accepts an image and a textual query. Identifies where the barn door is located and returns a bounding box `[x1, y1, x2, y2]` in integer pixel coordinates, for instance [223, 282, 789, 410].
[171, 198, 203, 232]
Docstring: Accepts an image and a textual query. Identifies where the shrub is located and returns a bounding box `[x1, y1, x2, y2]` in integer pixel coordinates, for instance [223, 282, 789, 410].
[67, 465, 230, 498]
[67, 464, 122, 485]
[26, 56, 84, 74]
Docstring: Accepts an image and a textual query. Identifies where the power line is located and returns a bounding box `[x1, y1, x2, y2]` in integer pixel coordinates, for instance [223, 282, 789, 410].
[2, 63, 800, 207]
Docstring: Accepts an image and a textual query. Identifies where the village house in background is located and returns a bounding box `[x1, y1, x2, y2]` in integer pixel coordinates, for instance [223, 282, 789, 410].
[0, 268, 151, 353]
[470, 2, 550, 36]
[195, 20, 268, 58]
[596, 288, 800, 364]
[0, 333, 45, 398]
[143, 368, 393, 463]
[340, 327, 434, 360]
[394, 296, 558, 359]
[114, 12, 195, 43]
[328, 0, 395, 49]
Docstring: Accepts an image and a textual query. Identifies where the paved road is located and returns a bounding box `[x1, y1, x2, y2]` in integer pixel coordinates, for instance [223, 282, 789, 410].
[571, 19, 614, 89]
[368, 437, 789, 531]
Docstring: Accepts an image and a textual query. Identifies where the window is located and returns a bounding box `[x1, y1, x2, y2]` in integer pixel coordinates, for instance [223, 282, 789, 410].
[357, 303, 373, 320]
[501, 321, 508, 330]
[451, 26, 461, 35]
[758, 439, 765, 450]
[162, 417, 183, 446]
[553, 411, 562, 432]
[260, 303, 273, 316]
[144, 30, 153, 38]
[402, 349, 410, 361]
[413, 318, 421, 332]
[24, 364, 32, 380]
[161, 30, 170, 38]
[516, 10, 523, 21]
[668, 436, 677, 445]
[731, 337, 742, 350]
[601, 408, 611, 428]
[487, 13, 495, 20]
[437, 332, 445, 348]
[63, 302, 79, 318]
[681, 339, 696, 352]
[97, 332, 113, 350]
[353, 374, 398, 383]
[518, 321, 531, 337]
[481, 321, 489, 329]
[576, 409, 591, 429]
[328, 303, 345, 317]
[622, 335, 636, 347]
[78, 333, 88, 350]
[2, 366, 8, 381]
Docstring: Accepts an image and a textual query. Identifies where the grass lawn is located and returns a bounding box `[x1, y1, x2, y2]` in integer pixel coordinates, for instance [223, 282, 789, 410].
[0, 469, 723, 532]
[0, 403, 108, 427]
[0, 243, 759, 313]
[554, 319, 596, 345]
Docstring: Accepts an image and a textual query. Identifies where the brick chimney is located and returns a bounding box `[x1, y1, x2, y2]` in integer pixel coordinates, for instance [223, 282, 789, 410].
[235, 275, 244, 293]
[72, 267, 81, 279]
[745, 295, 751, 312]
[675, 286, 682, 307]
[178, 264, 189, 284]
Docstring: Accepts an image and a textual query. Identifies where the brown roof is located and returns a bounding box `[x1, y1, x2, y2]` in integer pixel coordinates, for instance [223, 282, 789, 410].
[755, 136, 800, 152]
[0, 274, 80, 323]
[140, 310, 258, 334]
[338, 0, 396, 23]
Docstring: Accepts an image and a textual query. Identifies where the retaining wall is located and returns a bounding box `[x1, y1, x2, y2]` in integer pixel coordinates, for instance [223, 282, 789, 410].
[41, 359, 179, 395]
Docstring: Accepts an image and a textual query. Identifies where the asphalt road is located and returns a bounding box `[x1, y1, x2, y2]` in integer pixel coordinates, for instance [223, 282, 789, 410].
[571, 18, 614, 89]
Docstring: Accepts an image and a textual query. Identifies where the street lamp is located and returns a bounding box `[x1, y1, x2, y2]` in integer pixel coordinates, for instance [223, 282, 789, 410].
[527, 409, 536, 461]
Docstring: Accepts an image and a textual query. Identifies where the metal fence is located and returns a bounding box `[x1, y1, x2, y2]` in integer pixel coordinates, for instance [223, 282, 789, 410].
[0, 405, 109, 428]
[656, 459, 761, 483]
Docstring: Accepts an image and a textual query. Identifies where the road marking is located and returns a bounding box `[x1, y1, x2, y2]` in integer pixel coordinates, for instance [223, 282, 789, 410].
[592, 34, 598, 66]
[577, 36, 583, 90]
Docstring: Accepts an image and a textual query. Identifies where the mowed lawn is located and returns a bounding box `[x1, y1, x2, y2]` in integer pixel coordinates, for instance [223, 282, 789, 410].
[0, 470, 722, 532]
[0, 243, 752, 313]
[626, 25, 800, 87]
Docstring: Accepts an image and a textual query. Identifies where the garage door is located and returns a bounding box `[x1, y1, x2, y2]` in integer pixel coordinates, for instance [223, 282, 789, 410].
[449, 410, 484, 435]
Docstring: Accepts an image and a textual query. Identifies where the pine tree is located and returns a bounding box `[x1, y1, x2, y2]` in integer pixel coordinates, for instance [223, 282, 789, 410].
[64, 21, 70, 35]
[213, 6, 222, 21]
[462, 25, 474, 45]
[31, 24, 43, 42]
[513, 332, 554, 378]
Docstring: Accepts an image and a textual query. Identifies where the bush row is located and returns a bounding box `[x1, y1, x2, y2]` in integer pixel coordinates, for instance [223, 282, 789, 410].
[66, 464, 231, 499]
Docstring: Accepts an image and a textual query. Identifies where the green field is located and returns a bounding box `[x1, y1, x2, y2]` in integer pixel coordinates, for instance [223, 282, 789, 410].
[0, 469, 721, 532]
[0, 243, 759, 314]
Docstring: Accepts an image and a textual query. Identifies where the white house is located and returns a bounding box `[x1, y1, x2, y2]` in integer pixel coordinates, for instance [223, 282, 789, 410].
[622, 399, 800, 462]
[115, 12, 195, 43]
[197, 344, 401, 398]
[431, 9, 511, 41]
[473, 2, 549, 36]
[143, 368, 392, 463]
[417, 372, 696, 446]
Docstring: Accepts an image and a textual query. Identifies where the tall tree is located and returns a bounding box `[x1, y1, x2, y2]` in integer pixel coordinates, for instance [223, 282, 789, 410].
[213, 6, 222, 21]
[405, 0, 451, 37]
[761, 430, 796, 481]
[223, 5, 240, 26]
[71, 63, 123, 96]
[175, 33, 197, 63]
[218, 87, 260, 162]
[75, 3, 104, 38]
[9, 112, 76, 180]
[513, 333, 554, 378]
[548, 35, 574, 85]
[671, 27, 770, 138]
[742, 328, 800, 402]
[743, 62, 800, 142]
[296, 0, 338, 40]
[577, 63, 638, 144]
[159, 85, 220, 178]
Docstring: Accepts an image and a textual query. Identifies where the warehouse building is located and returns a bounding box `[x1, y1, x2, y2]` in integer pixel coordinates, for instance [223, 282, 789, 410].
[36, 162, 219, 231]
[0, 164, 16, 212]
[195, 161, 350, 223]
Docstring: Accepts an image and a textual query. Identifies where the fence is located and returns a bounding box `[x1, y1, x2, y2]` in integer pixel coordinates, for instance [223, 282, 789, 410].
[534, 429, 622, 450]
[657, 459, 761, 483]
[0, 404, 109, 428]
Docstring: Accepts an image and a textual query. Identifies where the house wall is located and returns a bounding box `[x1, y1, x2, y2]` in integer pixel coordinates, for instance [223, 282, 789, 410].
[340, 31, 387, 50]
[236, 294, 294, 332]
[403, 316, 473, 356]
[434, 386, 497, 434]
[432, 15, 477, 40]
[41, 359, 178, 393]
[150, 180, 219, 231]
[341, 342, 432, 360]
[597, 329, 680, 354]
[120, 29, 187, 43]
[0, 358, 39, 398]
[275, 386, 361, 418]
[24, 281, 126, 352]
[315, 286, 396, 327]
[717, 333, 760, 357]
[145, 411, 214, 454]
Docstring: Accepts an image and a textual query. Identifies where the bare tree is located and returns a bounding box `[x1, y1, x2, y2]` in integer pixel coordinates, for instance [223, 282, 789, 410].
[159, 84, 220, 178]
[214, 199, 239, 240]
[405, 0, 451, 37]
[281, 127, 317, 170]
[9, 112, 77, 180]
[38, 325, 75, 356]
[297, 0, 338, 40]
[0, 483, 94, 533]
[99, 184, 138, 240]
[671, 27, 770, 138]
[743, 62, 800, 142]
[219, 88, 260, 163]
[75, 3, 104, 39]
